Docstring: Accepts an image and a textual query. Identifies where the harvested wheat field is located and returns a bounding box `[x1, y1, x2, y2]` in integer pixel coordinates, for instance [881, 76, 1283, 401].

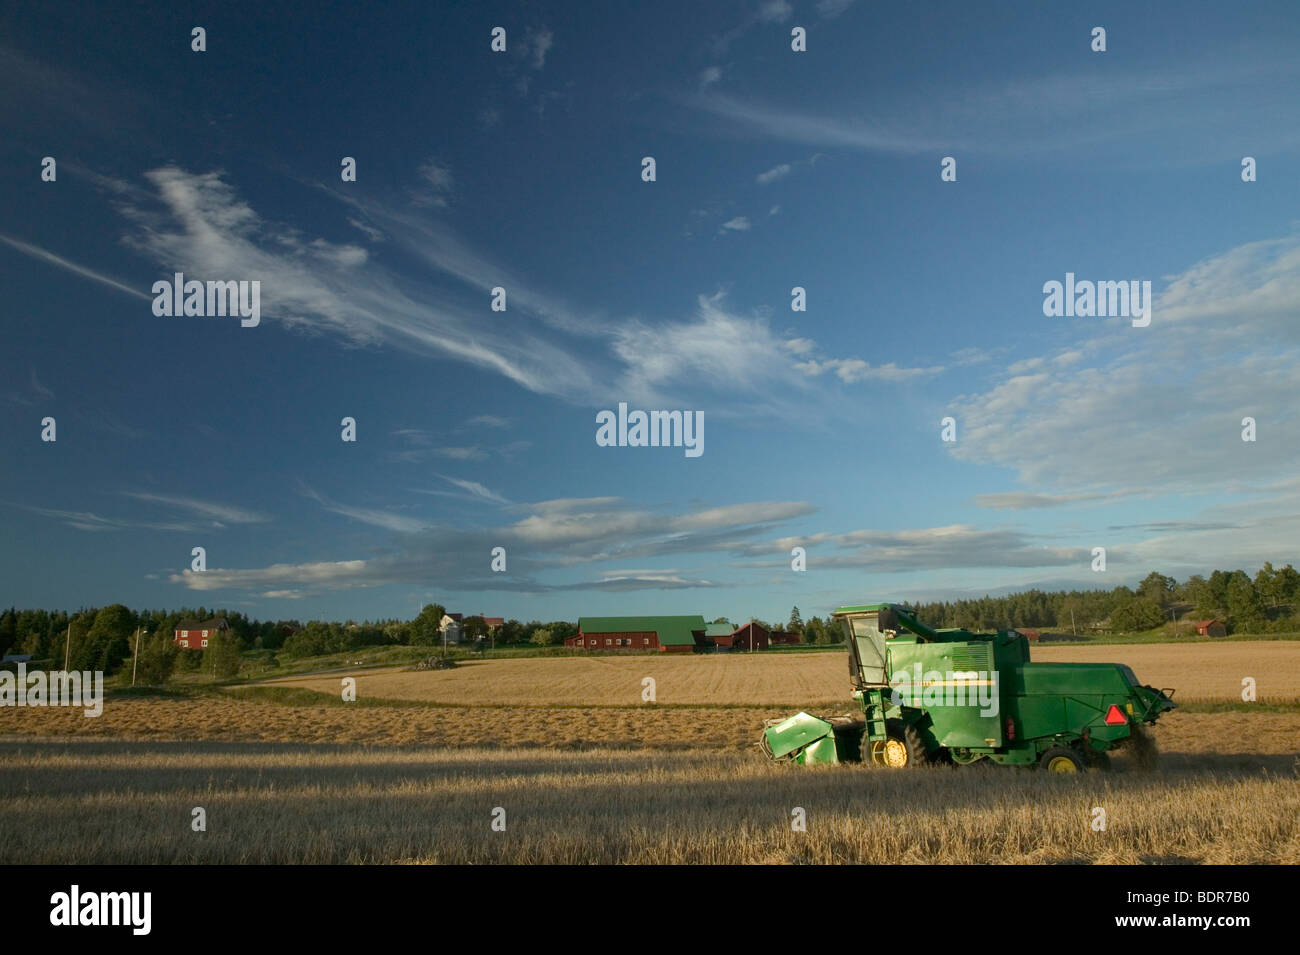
[264, 652, 854, 706]
[1032, 642, 1300, 702]
[0, 741, 1296, 864]
[3, 648, 1298, 865]
[4, 692, 1300, 755]
[261, 640, 1300, 706]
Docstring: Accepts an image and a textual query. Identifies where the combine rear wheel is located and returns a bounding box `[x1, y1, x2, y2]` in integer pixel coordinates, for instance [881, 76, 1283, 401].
[864, 719, 929, 768]
[1039, 746, 1087, 773]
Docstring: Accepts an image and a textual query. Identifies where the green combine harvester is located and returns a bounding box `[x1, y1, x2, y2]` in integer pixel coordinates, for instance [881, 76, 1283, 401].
[762, 603, 1176, 772]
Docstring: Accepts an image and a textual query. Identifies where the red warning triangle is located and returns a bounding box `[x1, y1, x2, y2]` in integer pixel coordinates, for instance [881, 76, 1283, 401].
[1104, 704, 1127, 725]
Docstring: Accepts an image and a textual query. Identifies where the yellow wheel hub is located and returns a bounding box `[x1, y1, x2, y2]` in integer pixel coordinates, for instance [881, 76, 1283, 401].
[882, 739, 909, 768]
[1046, 755, 1078, 773]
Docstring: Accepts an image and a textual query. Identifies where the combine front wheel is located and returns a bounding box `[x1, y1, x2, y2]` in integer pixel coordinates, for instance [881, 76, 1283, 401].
[865, 720, 928, 768]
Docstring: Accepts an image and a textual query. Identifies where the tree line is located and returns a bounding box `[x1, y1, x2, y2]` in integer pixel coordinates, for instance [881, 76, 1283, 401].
[0, 602, 580, 684]
[904, 565, 1300, 635]
[3, 565, 1295, 685]
[749, 565, 1300, 642]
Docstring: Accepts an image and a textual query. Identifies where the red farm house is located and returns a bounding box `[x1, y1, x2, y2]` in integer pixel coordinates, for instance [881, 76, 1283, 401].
[567, 616, 708, 653]
[1194, 619, 1227, 638]
[173, 617, 230, 649]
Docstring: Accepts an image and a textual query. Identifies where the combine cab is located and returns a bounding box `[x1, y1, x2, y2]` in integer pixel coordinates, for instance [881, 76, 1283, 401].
[762, 603, 1175, 772]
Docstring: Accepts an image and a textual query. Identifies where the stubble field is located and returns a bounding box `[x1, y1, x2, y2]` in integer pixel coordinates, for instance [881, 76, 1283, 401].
[2, 642, 1297, 864]
[257, 640, 1300, 705]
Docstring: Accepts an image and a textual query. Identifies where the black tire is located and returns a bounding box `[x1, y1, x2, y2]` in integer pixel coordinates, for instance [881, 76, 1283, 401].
[863, 718, 930, 768]
[1039, 745, 1088, 774]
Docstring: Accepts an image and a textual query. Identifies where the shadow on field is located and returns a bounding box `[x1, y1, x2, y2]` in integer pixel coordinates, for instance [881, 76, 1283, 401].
[3, 738, 1298, 863]
[1, 739, 1294, 802]
[0, 740, 682, 795]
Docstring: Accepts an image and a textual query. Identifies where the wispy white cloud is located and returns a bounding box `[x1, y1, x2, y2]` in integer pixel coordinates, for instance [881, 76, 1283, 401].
[120, 491, 270, 525]
[466, 415, 511, 429]
[9, 503, 198, 533]
[0, 232, 150, 300]
[757, 0, 793, 23]
[435, 446, 489, 461]
[434, 475, 510, 505]
[13, 163, 883, 425]
[796, 357, 942, 383]
[299, 484, 427, 534]
[742, 524, 1085, 571]
[531, 28, 553, 70]
[412, 159, 454, 208]
[693, 91, 949, 155]
[169, 496, 814, 595]
[949, 233, 1300, 492]
[29, 369, 53, 399]
[755, 163, 792, 185]
[756, 154, 824, 186]
[109, 165, 603, 401]
[816, 0, 856, 18]
[975, 490, 1143, 510]
[692, 59, 1300, 159]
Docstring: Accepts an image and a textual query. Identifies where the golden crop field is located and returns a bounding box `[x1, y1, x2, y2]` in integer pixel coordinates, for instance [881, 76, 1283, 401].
[1, 741, 1296, 864]
[2, 644, 1298, 864]
[260, 640, 1300, 705]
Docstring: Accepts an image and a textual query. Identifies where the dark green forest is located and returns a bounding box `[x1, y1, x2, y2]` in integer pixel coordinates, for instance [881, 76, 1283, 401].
[761, 565, 1300, 643]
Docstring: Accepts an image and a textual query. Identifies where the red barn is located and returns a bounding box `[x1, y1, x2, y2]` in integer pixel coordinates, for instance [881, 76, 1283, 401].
[567, 616, 707, 653]
[729, 622, 770, 651]
[173, 617, 230, 649]
[1194, 619, 1227, 637]
[768, 630, 801, 646]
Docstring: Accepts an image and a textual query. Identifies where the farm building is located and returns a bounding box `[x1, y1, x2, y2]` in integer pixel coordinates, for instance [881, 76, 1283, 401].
[705, 622, 735, 648]
[173, 617, 230, 649]
[728, 622, 770, 651]
[441, 613, 504, 643]
[1194, 619, 1228, 637]
[567, 616, 708, 653]
[709, 622, 796, 651]
[439, 613, 464, 643]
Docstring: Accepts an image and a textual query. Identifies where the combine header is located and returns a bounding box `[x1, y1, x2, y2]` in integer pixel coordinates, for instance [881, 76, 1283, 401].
[762, 603, 1175, 772]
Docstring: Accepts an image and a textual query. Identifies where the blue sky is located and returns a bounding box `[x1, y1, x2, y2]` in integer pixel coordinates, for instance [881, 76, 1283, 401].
[3, 0, 1300, 624]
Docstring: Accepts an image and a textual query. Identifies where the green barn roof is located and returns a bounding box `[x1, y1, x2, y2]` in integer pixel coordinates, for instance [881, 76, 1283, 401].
[704, 622, 735, 638]
[578, 615, 707, 646]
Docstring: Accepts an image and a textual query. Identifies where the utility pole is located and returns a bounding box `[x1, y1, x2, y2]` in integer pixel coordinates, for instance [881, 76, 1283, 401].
[132, 627, 142, 686]
[1070, 609, 1077, 638]
[63, 622, 70, 671]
